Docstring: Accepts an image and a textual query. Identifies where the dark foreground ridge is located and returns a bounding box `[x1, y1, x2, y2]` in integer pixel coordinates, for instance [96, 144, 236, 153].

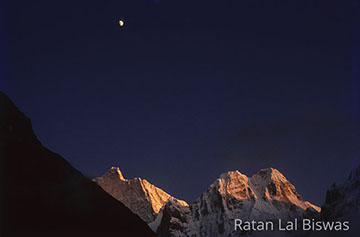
[321, 164, 360, 235]
[0, 91, 155, 237]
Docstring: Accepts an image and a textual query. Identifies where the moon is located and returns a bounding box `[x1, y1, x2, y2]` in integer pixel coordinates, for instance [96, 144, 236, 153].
[119, 20, 124, 27]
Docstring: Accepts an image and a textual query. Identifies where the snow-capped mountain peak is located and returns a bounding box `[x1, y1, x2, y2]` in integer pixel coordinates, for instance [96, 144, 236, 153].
[94, 167, 320, 236]
[250, 168, 318, 211]
[215, 170, 255, 200]
[155, 168, 320, 236]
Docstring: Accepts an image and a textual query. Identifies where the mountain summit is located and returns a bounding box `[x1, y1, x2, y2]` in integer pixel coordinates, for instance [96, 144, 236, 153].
[94, 167, 188, 223]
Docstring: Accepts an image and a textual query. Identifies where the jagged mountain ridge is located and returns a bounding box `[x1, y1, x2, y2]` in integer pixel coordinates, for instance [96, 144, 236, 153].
[154, 168, 320, 237]
[94, 167, 188, 223]
[94, 164, 320, 237]
[0, 91, 155, 237]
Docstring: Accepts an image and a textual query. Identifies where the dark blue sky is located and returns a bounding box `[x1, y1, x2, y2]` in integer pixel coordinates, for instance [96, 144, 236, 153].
[2, 0, 359, 205]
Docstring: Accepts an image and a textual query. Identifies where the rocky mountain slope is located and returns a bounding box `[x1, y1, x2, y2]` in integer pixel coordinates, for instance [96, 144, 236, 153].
[321, 163, 360, 235]
[0, 91, 155, 237]
[154, 168, 320, 237]
[94, 167, 187, 223]
[94, 163, 320, 236]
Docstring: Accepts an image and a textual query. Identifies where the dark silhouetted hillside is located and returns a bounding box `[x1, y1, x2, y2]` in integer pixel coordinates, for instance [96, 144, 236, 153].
[0, 91, 155, 237]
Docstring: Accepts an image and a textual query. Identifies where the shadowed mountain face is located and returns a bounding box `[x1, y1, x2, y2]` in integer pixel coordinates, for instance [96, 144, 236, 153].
[321, 164, 360, 235]
[0, 91, 155, 237]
